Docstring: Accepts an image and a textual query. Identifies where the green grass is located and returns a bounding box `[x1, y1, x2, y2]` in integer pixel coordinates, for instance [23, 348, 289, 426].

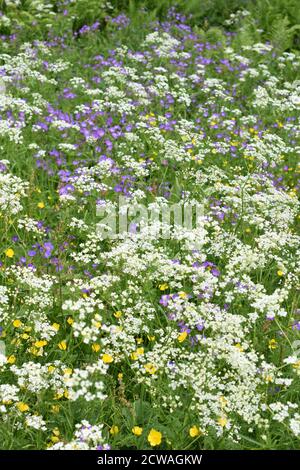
[0, 0, 299, 451]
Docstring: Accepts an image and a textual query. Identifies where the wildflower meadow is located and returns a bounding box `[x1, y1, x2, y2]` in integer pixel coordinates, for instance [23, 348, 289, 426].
[0, 0, 300, 452]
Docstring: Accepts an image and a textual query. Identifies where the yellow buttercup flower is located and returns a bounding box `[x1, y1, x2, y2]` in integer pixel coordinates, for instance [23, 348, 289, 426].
[92, 343, 101, 352]
[219, 396, 228, 408]
[178, 291, 188, 299]
[144, 363, 157, 374]
[147, 429, 162, 447]
[159, 283, 169, 291]
[269, 339, 277, 350]
[53, 427, 60, 437]
[132, 426, 143, 436]
[110, 425, 119, 435]
[131, 347, 144, 360]
[58, 340, 67, 351]
[114, 311, 122, 318]
[102, 353, 113, 364]
[265, 375, 274, 383]
[51, 428, 60, 442]
[52, 323, 60, 331]
[189, 426, 201, 437]
[7, 355, 16, 364]
[13, 319, 22, 328]
[17, 402, 29, 412]
[178, 331, 188, 342]
[277, 270, 284, 277]
[37, 202, 45, 209]
[147, 335, 155, 342]
[34, 340, 48, 348]
[67, 317, 74, 325]
[217, 416, 227, 427]
[5, 248, 14, 258]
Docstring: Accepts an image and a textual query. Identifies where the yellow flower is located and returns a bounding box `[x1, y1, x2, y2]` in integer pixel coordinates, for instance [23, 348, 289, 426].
[178, 331, 188, 342]
[102, 353, 113, 364]
[219, 396, 228, 408]
[277, 270, 284, 277]
[7, 355, 16, 364]
[67, 317, 74, 325]
[29, 346, 41, 356]
[132, 426, 143, 436]
[53, 427, 60, 437]
[110, 425, 119, 435]
[118, 373, 123, 381]
[147, 429, 162, 447]
[114, 311, 122, 318]
[144, 363, 157, 374]
[51, 405, 60, 413]
[92, 343, 101, 352]
[50, 429, 60, 442]
[235, 343, 244, 352]
[13, 319, 22, 328]
[5, 248, 14, 258]
[37, 202, 45, 209]
[189, 426, 201, 437]
[34, 340, 47, 348]
[58, 340, 67, 351]
[131, 351, 139, 361]
[52, 323, 60, 331]
[268, 339, 277, 350]
[17, 402, 29, 412]
[147, 335, 155, 342]
[178, 291, 188, 299]
[159, 283, 169, 291]
[217, 416, 227, 427]
[48, 365, 55, 373]
[131, 347, 144, 360]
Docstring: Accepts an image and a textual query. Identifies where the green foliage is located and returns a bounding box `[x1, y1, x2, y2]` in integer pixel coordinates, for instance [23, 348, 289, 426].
[269, 15, 300, 52]
[177, 0, 250, 25]
[0, 0, 299, 51]
[67, 0, 109, 34]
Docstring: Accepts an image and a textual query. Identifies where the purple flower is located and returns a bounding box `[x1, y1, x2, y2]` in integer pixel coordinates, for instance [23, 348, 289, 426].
[43, 242, 54, 258]
[159, 295, 170, 307]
